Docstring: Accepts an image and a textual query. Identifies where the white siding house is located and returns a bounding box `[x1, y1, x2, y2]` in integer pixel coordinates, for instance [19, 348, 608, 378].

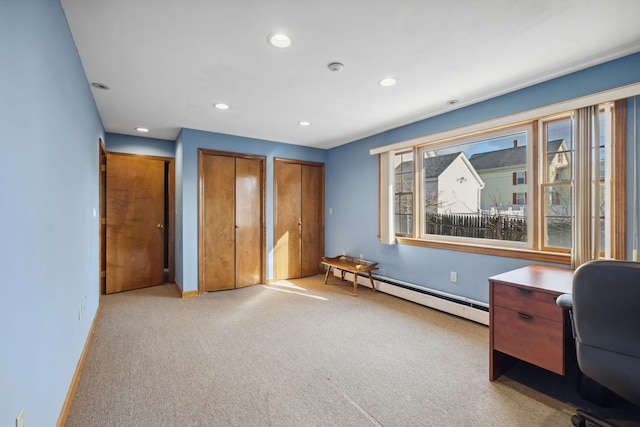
[424, 152, 485, 214]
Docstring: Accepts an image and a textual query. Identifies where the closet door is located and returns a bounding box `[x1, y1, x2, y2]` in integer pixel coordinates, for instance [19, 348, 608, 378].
[200, 154, 236, 291]
[301, 163, 324, 276]
[274, 162, 302, 279]
[199, 151, 264, 292]
[235, 157, 262, 288]
[274, 159, 324, 279]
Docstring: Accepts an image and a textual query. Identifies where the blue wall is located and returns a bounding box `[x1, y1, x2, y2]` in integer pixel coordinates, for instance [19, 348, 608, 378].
[0, 1, 104, 425]
[176, 129, 326, 292]
[325, 53, 640, 304]
[105, 132, 175, 158]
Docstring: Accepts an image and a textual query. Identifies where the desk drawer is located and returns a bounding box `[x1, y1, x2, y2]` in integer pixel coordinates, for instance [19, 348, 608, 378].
[493, 305, 564, 375]
[493, 282, 562, 322]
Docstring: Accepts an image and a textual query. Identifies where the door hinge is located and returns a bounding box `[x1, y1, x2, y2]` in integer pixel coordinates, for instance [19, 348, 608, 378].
[101, 217, 106, 225]
[101, 270, 106, 278]
[101, 164, 106, 172]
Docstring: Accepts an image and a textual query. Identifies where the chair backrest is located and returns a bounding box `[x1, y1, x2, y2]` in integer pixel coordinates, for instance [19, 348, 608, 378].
[572, 260, 640, 406]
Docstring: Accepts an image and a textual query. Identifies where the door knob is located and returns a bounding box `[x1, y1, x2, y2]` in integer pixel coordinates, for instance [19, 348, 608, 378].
[157, 224, 164, 229]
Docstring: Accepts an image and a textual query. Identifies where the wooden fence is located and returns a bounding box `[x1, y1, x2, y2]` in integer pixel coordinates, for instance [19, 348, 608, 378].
[424, 213, 527, 242]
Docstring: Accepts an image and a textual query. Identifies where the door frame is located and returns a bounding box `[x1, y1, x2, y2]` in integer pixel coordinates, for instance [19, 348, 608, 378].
[198, 148, 266, 294]
[100, 150, 175, 294]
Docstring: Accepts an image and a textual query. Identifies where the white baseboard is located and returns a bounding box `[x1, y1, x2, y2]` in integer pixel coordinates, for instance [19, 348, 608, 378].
[336, 270, 489, 326]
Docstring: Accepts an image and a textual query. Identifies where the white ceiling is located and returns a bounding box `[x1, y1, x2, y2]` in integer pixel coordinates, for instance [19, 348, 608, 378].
[61, 0, 640, 149]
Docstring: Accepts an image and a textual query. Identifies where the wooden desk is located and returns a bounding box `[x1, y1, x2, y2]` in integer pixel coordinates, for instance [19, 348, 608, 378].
[489, 265, 574, 381]
[321, 255, 378, 296]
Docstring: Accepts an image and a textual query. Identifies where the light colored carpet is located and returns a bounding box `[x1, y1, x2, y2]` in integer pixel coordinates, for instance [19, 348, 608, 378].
[64, 275, 640, 426]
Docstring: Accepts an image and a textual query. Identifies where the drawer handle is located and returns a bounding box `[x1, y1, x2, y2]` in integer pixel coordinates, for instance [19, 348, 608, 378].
[517, 312, 533, 320]
[516, 288, 533, 295]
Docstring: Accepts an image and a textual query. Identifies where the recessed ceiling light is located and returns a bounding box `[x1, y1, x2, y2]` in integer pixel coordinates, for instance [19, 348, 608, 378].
[298, 121, 311, 126]
[268, 32, 291, 48]
[446, 99, 460, 105]
[135, 127, 150, 133]
[214, 103, 230, 110]
[91, 82, 110, 90]
[379, 78, 396, 87]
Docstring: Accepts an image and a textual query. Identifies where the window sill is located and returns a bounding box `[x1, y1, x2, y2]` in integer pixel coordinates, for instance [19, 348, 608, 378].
[395, 237, 571, 265]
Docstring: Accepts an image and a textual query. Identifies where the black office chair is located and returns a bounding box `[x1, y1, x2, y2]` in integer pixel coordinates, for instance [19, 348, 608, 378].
[557, 260, 640, 427]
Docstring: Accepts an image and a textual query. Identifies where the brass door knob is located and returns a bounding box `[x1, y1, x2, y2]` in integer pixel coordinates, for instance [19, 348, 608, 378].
[157, 224, 164, 229]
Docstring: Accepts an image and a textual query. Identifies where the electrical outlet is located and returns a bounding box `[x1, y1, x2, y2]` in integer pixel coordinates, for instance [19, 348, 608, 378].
[450, 272, 458, 283]
[16, 408, 24, 427]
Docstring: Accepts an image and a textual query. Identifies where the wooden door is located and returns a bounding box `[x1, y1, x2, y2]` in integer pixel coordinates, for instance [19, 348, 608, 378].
[274, 162, 302, 279]
[200, 154, 236, 291]
[301, 164, 324, 276]
[274, 159, 324, 279]
[235, 157, 262, 287]
[106, 154, 165, 293]
[199, 151, 264, 292]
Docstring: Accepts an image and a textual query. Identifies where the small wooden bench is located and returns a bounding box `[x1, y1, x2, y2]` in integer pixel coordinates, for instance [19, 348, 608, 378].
[321, 255, 378, 296]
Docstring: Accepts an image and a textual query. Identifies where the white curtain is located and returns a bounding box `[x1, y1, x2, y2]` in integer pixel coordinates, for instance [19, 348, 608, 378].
[571, 105, 600, 269]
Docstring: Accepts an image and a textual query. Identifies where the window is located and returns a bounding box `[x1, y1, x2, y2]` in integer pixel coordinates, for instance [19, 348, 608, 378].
[378, 99, 626, 264]
[394, 151, 413, 236]
[541, 109, 610, 255]
[542, 116, 573, 251]
[513, 192, 526, 205]
[419, 125, 531, 244]
[513, 171, 526, 185]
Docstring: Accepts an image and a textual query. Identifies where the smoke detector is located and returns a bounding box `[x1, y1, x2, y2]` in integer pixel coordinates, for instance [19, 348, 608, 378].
[327, 62, 344, 72]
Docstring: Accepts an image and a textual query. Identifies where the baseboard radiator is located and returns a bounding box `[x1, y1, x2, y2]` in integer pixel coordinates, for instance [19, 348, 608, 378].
[335, 270, 489, 326]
